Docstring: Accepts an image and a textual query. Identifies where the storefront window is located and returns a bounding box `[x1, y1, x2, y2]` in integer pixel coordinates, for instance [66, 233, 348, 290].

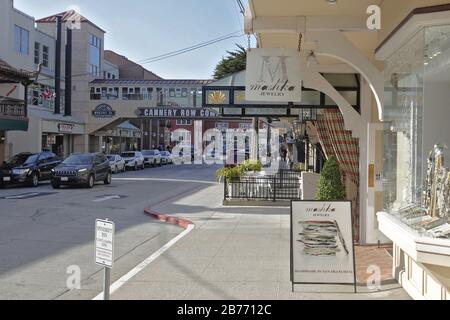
[382, 26, 450, 239]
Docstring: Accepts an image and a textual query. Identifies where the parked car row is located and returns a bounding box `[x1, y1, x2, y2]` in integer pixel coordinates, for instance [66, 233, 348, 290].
[0, 149, 173, 189]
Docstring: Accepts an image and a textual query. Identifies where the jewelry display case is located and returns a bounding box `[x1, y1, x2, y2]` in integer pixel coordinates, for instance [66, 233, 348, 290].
[379, 25, 450, 300]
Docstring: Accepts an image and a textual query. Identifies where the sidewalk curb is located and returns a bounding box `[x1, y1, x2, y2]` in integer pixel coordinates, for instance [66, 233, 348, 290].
[144, 207, 194, 229]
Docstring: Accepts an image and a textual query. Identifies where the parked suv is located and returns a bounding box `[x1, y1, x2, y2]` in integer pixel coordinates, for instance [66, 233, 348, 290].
[121, 151, 145, 170]
[51, 153, 111, 189]
[142, 150, 162, 167]
[107, 154, 125, 173]
[160, 151, 172, 165]
[0, 152, 61, 187]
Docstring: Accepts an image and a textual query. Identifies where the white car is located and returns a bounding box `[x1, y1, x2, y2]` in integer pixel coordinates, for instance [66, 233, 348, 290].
[160, 151, 173, 164]
[121, 151, 145, 170]
[142, 150, 162, 167]
[107, 154, 125, 174]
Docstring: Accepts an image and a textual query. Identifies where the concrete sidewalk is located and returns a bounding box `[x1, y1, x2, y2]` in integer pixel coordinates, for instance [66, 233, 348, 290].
[110, 184, 410, 300]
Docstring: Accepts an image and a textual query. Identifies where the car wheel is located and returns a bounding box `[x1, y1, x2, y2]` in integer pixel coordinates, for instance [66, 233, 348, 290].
[86, 175, 95, 189]
[104, 172, 112, 185]
[51, 180, 60, 189]
[29, 172, 39, 188]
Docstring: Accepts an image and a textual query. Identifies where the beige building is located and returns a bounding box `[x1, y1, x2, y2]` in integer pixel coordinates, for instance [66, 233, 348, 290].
[0, 1, 89, 159]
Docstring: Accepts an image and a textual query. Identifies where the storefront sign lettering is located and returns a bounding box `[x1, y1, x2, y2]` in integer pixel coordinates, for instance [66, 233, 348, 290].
[93, 104, 116, 118]
[246, 48, 302, 103]
[58, 123, 74, 133]
[138, 107, 220, 119]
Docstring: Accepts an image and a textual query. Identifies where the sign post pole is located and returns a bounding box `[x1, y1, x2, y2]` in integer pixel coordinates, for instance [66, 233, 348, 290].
[103, 267, 111, 300]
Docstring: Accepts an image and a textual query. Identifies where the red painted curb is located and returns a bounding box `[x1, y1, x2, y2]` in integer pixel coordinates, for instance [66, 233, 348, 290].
[144, 207, 194, 229]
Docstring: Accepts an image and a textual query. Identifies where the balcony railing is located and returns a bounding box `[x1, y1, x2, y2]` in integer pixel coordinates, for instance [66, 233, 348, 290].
[122, 93, 152, 101]
[0, 100, 26, 118]
[90, 93, 153, 101]
[90, 93, 119, 101]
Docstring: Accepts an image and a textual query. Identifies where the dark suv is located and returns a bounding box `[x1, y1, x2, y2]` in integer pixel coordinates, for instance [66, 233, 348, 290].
[0, 152, 62, 187]
[51, 153, 111, 189]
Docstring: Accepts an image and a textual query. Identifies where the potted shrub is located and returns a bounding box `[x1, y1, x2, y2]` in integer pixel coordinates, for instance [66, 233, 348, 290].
[316, 156, 346, 201]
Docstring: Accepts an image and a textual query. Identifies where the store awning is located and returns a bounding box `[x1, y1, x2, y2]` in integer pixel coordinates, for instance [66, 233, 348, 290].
[0, 118, 29, 131]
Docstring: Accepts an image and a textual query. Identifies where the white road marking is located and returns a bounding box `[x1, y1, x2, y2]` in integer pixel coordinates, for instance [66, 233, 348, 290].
[93, 195, 122, 202]
[92, 224, 195, 300]
[4, 193, 41, 199]
[113, 177, 216, 185]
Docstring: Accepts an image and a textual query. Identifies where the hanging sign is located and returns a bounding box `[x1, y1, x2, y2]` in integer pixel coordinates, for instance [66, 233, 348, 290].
[290, 201, 356, 291]
[246, 48, 302, 103]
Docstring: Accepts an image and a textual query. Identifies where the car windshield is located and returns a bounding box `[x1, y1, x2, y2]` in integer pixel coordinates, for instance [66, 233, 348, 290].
[142, 151, 154, 156]
[63, 155, 93, 165]
[121, 152, 135, 158]
[6, 154, 39, 166]
[107, 156, 115, 161]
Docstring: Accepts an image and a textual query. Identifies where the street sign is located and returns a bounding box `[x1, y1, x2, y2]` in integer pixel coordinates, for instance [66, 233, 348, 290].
[95, 219, 115, 268]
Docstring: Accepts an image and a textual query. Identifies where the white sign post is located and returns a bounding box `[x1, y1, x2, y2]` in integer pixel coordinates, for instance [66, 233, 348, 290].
[290, 201, 356, 292]
[245, 48, 302, 103]
[95, 219, 115, 300]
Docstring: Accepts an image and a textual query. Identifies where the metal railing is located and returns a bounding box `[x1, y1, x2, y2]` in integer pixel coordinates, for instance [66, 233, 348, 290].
[90, 93, 119, 100]
[224, 170, 302, 201]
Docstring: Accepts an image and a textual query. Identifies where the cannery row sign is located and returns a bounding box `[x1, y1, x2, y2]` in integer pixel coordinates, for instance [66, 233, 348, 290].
[137, 107, 221, 119]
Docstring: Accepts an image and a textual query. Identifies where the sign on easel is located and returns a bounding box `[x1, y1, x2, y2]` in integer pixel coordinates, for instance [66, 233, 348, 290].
[290, 201, 357, 292]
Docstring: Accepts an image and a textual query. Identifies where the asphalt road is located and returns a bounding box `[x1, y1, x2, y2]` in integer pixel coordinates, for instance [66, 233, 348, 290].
[0, 163, 220, 300]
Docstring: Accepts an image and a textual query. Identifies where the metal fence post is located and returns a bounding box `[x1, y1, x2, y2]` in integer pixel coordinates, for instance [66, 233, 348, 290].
[224, 176, 227, 199]
[273, 175, 277, 202]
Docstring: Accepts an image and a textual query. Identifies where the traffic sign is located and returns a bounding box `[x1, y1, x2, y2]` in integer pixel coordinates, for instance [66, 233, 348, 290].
[95, 219, 115, 268]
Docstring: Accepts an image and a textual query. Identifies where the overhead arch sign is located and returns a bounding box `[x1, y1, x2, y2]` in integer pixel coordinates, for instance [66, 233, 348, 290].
[137, 107, 221, 119]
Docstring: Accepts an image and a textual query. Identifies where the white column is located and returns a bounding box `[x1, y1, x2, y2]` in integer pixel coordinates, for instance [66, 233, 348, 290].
[359, 78, 370, 244]
[194, 120, 203, 164]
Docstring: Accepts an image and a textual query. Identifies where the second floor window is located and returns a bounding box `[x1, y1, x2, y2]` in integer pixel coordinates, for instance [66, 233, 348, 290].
[176, 119, 192, 126]
[34, 42, 40, 65]
[14, 25, 29, 54]
[89, 34, 102, 76]
[43, 45, 49, 67]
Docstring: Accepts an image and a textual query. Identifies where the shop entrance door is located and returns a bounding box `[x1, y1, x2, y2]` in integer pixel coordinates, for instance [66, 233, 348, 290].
[51, 135, 64, 157]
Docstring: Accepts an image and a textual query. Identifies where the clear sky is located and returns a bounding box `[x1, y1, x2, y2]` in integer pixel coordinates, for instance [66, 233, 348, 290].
[14, 0, 252, 79]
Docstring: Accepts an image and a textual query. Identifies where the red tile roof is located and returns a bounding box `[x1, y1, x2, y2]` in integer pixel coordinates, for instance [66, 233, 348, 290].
[36, 10, 106, 33]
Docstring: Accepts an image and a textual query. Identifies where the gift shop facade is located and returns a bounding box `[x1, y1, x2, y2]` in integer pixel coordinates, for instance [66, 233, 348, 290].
[246, 0, 450, 299]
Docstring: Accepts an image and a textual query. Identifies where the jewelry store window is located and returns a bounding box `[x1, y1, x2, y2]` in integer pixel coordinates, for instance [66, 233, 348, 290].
[382, 26, 450, 240]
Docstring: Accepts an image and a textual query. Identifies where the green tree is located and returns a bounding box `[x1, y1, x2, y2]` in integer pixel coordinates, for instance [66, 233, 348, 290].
[213, 44, 247, 80]
[316, 156, 346, 201]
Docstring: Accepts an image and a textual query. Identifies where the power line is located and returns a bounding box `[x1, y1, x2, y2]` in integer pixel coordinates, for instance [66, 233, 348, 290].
[236, 0, 245, 14]
[233, 0, 244, 32]
[37, 31, 244, 81]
